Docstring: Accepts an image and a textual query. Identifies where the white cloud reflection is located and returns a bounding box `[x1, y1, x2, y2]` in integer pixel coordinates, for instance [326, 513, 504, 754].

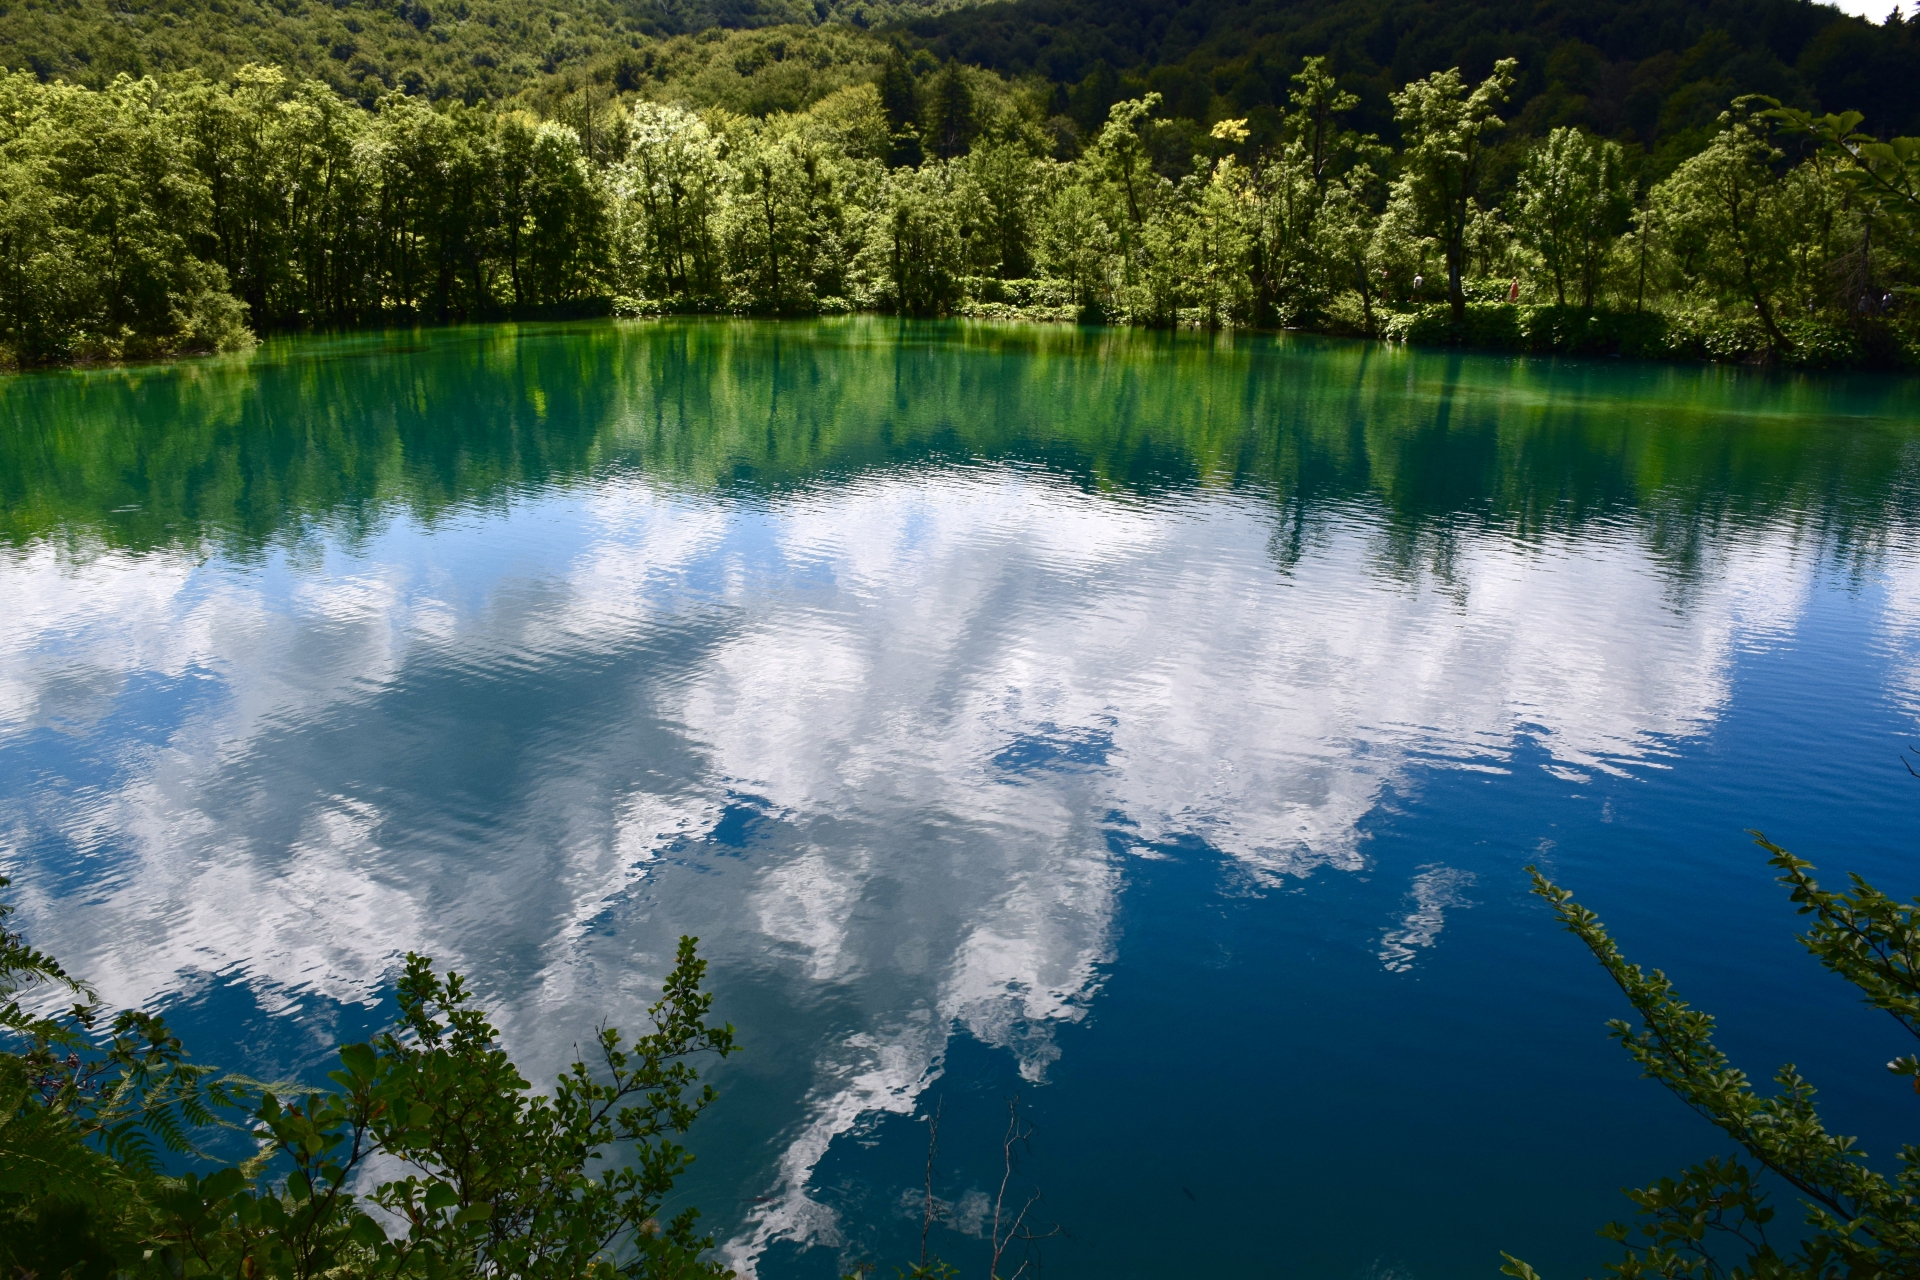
[1878, 548, 1920, 728]
[0, 466, 1839, 1272]
[1378, 865, 1477, 974]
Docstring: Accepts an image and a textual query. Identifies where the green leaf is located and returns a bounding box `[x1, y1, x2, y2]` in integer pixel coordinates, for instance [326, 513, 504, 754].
[339, 1041, 377, 1080]
[1497, 1251, 1543, 1280]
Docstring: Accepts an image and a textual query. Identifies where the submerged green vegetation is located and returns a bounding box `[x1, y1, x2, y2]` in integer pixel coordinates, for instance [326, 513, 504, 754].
[2, 0, 1919, 369]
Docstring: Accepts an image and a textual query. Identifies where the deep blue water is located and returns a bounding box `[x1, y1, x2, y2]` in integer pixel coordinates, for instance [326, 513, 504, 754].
[2, 318, 1918, 1278]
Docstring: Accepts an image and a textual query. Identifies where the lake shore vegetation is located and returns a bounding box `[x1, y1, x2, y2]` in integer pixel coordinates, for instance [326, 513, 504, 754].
[3, 3, 1919, 369]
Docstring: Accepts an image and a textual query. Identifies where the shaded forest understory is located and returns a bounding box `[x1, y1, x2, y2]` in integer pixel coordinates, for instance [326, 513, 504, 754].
[2, 0, 1918, 367]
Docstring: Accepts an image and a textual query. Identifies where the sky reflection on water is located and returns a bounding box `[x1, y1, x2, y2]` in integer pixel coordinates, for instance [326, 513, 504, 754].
[3, 320, 1919, 1279]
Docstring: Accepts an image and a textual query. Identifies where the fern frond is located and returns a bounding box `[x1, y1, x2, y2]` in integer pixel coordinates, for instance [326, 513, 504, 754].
[0, 1096, 139, 1209]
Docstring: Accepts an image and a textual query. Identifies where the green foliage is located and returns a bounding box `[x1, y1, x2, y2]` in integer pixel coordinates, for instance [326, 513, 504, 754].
[907, 0, 1920, 149]
[0, 875, 736, 1277]
[923, 60, 977, 162]
[1647, 98, 1803, 357]
[1771, 106, 1920, 226]
[0, 71, 253, 365]
[870, 162, 966, 313]
[1378, 301, 1903, 369]
[5, 27, 1920, 366]
[1511, 127, 1634, 309]
[0, 0, 976, 104]
[0, 64, 618, 358]
[719, 116, 841, 312]
[1, 877, 88, 1045]
[620, 26, 901, 121]
[878, 44, 925, 168]
[963, 140, 1040, 278]
[1391, 58, 1517, 322]
[1244, 56, 1387, 328]
[614, 101, 727, 298]
[1033, 180, 1108, 313]
[1517, 840, 1920, 1280]
[1383, 302, 1658, 356]
[5, 0, 1920, 363]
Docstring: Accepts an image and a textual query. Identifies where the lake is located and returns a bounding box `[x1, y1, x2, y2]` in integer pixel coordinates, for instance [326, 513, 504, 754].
[3, 318, 1919, 1279]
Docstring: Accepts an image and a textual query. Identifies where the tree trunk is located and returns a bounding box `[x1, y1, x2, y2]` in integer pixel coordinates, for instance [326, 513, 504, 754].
[1726, 175, 1788, 357]
[762, 178, 780, 311]
[1355, 256, 1375, 335]
[1448, 244, 1465, 323]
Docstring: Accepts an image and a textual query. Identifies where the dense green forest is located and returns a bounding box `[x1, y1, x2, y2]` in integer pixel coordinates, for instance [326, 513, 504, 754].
[0, 0, 977, 101]
[1, 0, 1917, 368]
[906, 0, 1920, 156]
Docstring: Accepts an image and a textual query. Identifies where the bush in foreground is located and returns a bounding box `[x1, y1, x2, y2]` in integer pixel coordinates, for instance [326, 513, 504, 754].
[0, 877, 736, 1278]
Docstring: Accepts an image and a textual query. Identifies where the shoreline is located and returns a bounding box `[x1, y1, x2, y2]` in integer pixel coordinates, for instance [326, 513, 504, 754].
[5, 303, 1915, 379]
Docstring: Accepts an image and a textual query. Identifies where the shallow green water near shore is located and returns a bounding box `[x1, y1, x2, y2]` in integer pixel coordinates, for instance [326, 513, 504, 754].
[4, 319, 1919, 1278]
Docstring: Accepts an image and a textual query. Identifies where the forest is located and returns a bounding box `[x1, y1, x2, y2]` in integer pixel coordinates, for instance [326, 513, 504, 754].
[1, 0, 1917, 368]
[904, 0, 1920, 155]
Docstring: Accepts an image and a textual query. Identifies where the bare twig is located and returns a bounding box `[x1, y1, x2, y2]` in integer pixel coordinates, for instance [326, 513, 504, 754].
[988, 1097, 1063, 1280]
[921, 1095, 943, 1266]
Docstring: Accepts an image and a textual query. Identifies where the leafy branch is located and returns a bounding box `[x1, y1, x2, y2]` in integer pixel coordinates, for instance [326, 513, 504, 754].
[2, 873, 737, 1280]
[1505, 838, 1920, 1280]
[1764, 105, 1920, 223]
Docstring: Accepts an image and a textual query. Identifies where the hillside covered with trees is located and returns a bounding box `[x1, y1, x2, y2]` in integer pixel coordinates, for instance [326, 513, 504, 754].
[0, 0, 1917, 368]
[908, 0, 1920, 157]
[0, 0, 975, 102]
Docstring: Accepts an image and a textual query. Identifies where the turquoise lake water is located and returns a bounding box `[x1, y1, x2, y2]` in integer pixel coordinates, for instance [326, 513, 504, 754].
[3, 318, 1919, 1278]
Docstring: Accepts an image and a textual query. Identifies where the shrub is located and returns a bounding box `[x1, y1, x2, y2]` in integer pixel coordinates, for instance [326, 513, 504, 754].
[960, 278, 1077, 309]
[1777, 317, 1866, 369]
[1382, 302, 1522, 349]
[0, 876, 736, 1278]
[1661, 308, 1769, 363]
[1379, 302, 1905, 366]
